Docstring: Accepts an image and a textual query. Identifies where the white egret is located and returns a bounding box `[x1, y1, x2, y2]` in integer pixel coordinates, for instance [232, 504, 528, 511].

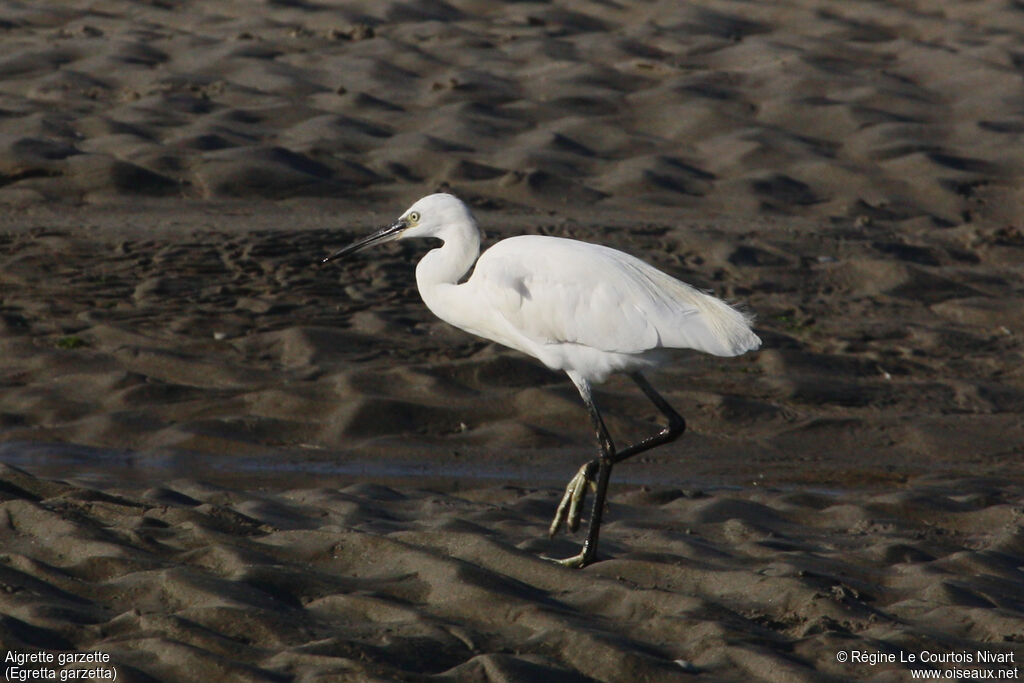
[323, 193, 761, 568]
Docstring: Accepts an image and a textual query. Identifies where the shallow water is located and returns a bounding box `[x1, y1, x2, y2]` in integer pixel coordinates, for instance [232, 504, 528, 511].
[0, 439, 747, 493]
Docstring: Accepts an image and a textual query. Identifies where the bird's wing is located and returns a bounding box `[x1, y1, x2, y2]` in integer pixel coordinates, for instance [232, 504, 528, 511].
[472, 236, 759, 357]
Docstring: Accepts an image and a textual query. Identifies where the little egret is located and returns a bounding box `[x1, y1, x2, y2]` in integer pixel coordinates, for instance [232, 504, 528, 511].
[323, 193, 761, 568]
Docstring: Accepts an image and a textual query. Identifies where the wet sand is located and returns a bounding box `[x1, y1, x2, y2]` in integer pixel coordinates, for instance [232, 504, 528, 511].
[1, 0, 1023, 680]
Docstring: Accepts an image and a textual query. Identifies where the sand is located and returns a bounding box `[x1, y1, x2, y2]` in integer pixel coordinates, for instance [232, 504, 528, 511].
[1, 0, 1023, 680]
[1, 465, 1021, 681]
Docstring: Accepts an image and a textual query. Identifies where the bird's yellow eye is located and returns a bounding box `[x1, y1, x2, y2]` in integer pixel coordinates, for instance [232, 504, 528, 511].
[407, 211, 420, 224]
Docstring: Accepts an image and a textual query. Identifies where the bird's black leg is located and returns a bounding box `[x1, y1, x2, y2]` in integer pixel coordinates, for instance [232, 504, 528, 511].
[612, 372, 686, 464]
[548, 372, 616, 568]
[547, 371, 686, 568]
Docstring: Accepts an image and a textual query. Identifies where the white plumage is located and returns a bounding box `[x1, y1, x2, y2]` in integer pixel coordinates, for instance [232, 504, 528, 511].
[466, 235, 760, 379]
[323, 193, 761, 568]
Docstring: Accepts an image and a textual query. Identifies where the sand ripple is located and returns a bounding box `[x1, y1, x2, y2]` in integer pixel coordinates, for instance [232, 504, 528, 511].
[0, 465, 1020, 680]
[0, 466, 1019, 679]
[0, 1, 1022, 226]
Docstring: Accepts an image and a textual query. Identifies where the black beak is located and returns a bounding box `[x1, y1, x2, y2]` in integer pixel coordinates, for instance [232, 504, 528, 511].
[321, 218, 407, 264]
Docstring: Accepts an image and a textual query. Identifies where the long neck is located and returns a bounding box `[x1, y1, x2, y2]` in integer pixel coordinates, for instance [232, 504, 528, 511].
[415, 224, 480, 289]
[414, 222, 481, 329]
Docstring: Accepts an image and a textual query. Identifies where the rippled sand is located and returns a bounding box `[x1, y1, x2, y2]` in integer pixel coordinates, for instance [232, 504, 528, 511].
[1, 1, 1023, 680]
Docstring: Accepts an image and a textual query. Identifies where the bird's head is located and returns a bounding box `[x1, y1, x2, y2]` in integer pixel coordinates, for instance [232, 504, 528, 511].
[321, 193, 475, 263]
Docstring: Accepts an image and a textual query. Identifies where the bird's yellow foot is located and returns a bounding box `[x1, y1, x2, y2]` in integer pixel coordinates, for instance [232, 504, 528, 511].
[548, 461, 597, 538]
[547, 552, 588, 568]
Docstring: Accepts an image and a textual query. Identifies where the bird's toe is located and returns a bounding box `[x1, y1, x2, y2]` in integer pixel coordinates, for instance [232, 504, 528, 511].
[548, 462, 597, 537]
[542, 552, 590, 569]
